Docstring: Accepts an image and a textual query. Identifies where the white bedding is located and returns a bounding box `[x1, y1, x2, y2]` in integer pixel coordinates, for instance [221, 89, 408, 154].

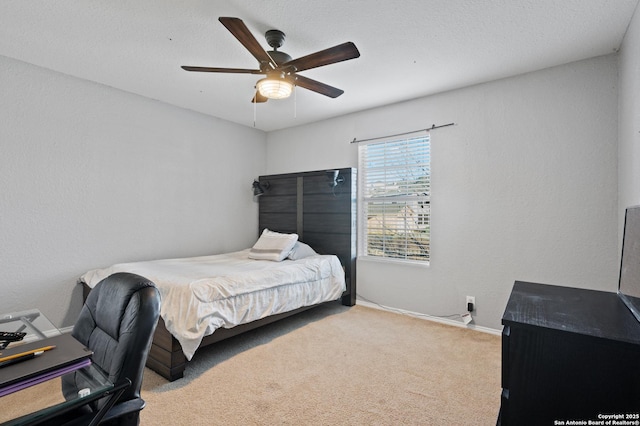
[79, 249, 346, 360]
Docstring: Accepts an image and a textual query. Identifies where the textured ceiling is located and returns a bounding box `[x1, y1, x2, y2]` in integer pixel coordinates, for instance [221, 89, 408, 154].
[1, 0, 638, 132]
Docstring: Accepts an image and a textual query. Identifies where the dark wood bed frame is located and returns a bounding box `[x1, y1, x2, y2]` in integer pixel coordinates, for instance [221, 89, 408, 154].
[83, 168, 356, 381]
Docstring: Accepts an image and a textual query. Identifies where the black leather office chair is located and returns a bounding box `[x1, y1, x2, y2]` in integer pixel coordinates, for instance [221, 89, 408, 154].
[61, 272, 160, 426]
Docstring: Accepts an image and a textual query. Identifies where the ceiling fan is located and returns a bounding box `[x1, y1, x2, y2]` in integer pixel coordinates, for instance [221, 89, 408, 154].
[181, 17, 360, 103]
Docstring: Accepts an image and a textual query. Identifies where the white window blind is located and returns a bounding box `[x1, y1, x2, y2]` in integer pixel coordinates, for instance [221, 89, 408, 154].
[358, 133, 430, 262]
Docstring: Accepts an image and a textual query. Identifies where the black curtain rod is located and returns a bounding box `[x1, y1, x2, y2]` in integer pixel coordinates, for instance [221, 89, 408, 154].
[350, 122, 455, 144]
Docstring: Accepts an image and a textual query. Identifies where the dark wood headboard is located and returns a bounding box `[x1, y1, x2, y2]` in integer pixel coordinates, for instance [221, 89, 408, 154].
[257, 168, 356, 306]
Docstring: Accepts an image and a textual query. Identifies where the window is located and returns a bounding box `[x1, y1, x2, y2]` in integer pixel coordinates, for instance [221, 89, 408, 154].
[358, 133, 430, 262]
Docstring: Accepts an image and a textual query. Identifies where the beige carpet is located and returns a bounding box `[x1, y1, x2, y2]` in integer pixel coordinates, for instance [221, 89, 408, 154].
[0, 304, 501, 425]
[140, 304, 501, 425]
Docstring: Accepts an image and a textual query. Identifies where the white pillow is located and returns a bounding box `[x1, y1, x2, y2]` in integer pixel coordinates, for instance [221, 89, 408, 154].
[287, 242, 318, 260]
[248, 229, 299, 261]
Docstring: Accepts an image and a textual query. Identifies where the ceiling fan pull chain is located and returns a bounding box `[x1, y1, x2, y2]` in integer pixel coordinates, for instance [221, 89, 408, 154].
[294, 85, 297, 119]
[253, 92, 257, 127]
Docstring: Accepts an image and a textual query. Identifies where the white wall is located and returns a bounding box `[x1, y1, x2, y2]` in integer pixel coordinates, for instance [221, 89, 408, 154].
[619, 3, 640, 234]
[267, 55, 619, 330]
[0, 56, 266, 328]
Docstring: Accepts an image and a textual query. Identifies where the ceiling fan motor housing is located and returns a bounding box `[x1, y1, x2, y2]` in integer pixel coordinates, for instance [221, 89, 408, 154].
[269, 50, 293, 66]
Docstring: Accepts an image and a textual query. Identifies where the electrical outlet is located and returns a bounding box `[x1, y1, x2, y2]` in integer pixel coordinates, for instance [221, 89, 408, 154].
[466, 296, 475, 312]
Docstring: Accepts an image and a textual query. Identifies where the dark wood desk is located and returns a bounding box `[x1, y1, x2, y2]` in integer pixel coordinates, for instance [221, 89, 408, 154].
[499, 281, 640, 425]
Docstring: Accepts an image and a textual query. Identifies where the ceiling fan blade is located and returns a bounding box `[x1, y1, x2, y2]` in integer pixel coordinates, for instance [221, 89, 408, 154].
[181, 66, 263, 74]
[251, 91, 268, 103]
[294, 75, 344, 98]
[219, 17, 276, 70]
[283, 42, 360, 73]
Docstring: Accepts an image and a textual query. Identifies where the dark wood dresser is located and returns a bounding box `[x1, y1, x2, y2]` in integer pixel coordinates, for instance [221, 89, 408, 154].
[499, 281, 640, 425]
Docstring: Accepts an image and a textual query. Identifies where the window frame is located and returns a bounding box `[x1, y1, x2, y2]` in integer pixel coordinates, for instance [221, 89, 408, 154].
[357, 132, 431, 264]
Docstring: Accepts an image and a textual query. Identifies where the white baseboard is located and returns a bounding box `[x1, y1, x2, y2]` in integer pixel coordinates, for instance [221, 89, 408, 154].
[356, 299, 502, 336]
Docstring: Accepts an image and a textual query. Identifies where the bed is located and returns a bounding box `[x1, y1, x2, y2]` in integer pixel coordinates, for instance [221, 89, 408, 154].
[79, 168, 356, 381]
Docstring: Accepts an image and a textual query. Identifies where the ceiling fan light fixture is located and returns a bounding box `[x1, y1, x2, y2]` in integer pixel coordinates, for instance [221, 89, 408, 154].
[256, 77, 294, 99]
